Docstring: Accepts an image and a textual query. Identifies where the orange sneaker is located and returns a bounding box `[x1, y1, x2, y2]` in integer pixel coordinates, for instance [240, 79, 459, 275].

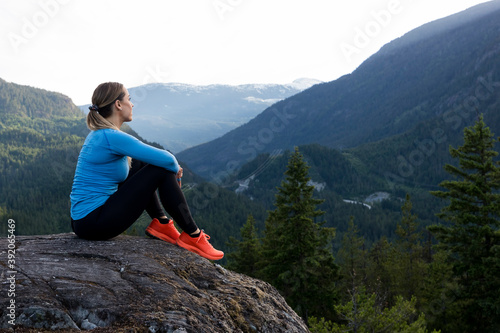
[176, 230, 224, 260]
[145, 218, 180, 244]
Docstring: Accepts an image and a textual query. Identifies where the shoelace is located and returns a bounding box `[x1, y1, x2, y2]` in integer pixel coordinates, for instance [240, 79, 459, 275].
[196, 232, 214, 249]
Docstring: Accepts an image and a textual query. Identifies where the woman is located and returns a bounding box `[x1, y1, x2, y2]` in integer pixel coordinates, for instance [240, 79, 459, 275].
[70, 82, 223, 260]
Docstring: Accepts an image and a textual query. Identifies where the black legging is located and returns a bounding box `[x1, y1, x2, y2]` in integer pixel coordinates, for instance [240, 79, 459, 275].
[71, 159, 198, 240]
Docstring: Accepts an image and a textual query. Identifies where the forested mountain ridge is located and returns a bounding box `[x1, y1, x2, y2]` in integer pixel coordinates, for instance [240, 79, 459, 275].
[0, 79, 88, 235]
[221, 143, 445, 249]
[177, 0, 500, 179]
[0, 78, 82, 119]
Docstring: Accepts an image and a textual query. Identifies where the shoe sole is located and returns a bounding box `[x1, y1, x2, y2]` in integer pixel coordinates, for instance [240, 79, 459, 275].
[176, 238, 224, 260]
[145, 227, 178, 245]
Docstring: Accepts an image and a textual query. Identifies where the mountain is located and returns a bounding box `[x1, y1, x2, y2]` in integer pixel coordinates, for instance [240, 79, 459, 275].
[176, 0, 500, 180]
[122, 78, 321, 152]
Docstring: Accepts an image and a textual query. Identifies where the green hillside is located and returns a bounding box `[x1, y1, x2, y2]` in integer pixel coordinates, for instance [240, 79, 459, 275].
[225, 143, 451, 248]
[0, 79, 87, 234]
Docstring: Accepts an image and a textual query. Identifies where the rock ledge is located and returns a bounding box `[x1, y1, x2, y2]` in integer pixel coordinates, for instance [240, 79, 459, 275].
[0, 233, 309, 332]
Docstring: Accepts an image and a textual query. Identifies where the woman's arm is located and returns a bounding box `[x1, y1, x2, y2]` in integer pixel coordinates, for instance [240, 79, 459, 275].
[104, 129, 180, 173]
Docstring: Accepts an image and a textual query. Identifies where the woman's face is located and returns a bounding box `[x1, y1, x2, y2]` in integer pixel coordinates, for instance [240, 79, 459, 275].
[118, 88, 134, 122]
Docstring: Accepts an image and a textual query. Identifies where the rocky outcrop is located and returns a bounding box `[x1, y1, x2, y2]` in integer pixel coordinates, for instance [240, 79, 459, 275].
[0, 234, 309, 332]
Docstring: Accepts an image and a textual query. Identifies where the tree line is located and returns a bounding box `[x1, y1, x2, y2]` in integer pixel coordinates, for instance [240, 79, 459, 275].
[226, 116, 500, 332]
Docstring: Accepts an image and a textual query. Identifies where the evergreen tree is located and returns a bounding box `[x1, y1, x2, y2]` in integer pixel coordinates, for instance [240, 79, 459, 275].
[226, 214, 261, 277]
[391, 194, 428, 302]
[419, 250, 460, 333]
[429, 115, 500, 331]
[309, 291, 433, 333]
[259, 147, 339, 323]
[365, 237, 393, 308]
[336, 217, 367, 302]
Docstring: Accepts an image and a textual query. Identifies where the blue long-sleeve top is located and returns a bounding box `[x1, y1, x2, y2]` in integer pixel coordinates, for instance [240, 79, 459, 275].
[70, 128, 180, 220]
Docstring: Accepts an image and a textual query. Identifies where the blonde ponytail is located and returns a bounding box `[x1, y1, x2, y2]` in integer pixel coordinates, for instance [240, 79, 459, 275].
[86, 110, 119, 131]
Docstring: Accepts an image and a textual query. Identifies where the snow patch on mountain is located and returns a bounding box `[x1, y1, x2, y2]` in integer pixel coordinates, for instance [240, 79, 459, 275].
[244, 96, 283, 105]
[288, 78, 322, 90]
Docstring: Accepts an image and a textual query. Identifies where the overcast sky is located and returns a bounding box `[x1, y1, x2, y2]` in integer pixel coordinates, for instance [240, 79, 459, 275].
[0, 0, 492, 105]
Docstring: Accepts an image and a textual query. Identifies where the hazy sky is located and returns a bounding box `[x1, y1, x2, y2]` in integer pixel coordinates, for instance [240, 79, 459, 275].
[0, 0, 492, 105]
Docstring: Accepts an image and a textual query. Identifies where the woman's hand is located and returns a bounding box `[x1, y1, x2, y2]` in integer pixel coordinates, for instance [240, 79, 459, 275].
[176, 167, 183, 188]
